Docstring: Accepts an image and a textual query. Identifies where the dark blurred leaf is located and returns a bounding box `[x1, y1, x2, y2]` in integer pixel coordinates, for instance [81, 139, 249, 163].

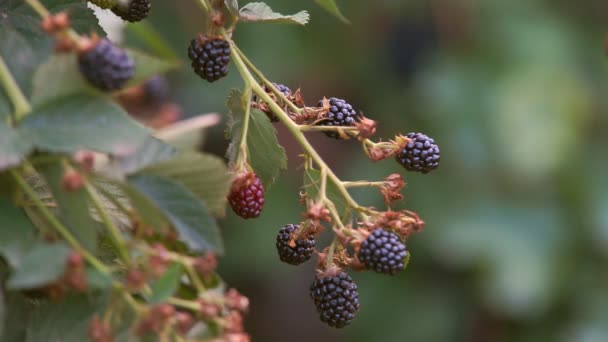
[142, 151, 231, 216]
[19, 94, 149, 156]
[314, 0, 349, 23]
[114, 180, 171, 233]
[85, 267, 114, 290]
[38, 163, 99, 252]
[239, 2, 309, 25]
[129, 174, 224, 253]
[125, 48, 179, 88]
[25, 293, 108, 342]
[7, 242, 70, 289]
[1, 292, 29, 342]
[0, 119, 32, 171]
[148, 263, 183, 303]
[117, 136, 176, 175]
[0, 198, 37, 267]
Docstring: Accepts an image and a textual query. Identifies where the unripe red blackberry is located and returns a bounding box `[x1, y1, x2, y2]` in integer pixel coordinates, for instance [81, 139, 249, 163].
[78, 38, 135, 91]
[395, 132, 440, 174]
[357, 229, 407, 275]
[309, 271, 360, 328]
[188, 36, 231, 82]
[276, 224, 315, 265]
[227, 172, 265, 219]
[317, 97, 361, 139]
[88, 0, 117, 9]
[111, 0, 151, 23]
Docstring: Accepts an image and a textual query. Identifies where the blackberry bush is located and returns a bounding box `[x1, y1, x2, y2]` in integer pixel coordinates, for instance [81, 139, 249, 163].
[276, 224, 315, 265]
[111, 0, 151, 22]
[310, 272, 360, 328]
[317, 97, 361, 139]
[188, 36, 231, 82]
[78, 38, 135, 91]
[358, 229, 408, 275]
[396, 132, 440, 173]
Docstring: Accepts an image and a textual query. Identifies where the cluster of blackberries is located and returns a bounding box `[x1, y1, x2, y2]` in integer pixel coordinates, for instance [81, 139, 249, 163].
[78, 39, 135, 91]
[396, 132, 440, 174]
[187, 36, 231, 82]
[89, 0, 151, 22]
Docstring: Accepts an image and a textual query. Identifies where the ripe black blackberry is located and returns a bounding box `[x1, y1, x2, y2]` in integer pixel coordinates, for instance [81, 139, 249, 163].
[396, 132, 440, 174]
[317, 97, 361, 139]
[258, 83, 291, 122]
[89, 0, 117, 9]
[111, 0, 151, 22]
[78, 39, 135, 91]
[309, 272, 360, 328]
[276, 224, 315, 265]
[357, 229, 407, 275]
[227, 173, 264, 219]
[188, 36, 231, 82]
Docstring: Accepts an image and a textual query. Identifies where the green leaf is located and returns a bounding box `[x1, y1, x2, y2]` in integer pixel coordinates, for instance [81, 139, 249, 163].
[25, 293, 109, 342]
[148, 263, 183, 303]
[303, 168, 348, 219]
[0, 119, 32, 171]
[19, 94, 150, 156]
[239, 2, 309, 25]
[117, 136, 176, 174]
[38, 163, 100, 252]
[314, 0, 349, 23]
[7, 242, 70, 289]
[0, 198, 37, 267]
[142, 151, 231, 216]
[85, 268, 114, 290]
[225, 90, 288, 187]
[1, 292, 29, 342]
[31, 51, 177, 106]
[129, 174, 224, 253]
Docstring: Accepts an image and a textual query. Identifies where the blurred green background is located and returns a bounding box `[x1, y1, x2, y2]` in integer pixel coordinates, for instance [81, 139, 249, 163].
[122, 0, 608, 340]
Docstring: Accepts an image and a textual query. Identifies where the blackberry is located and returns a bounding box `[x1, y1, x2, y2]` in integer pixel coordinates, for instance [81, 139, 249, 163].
[187, 36, 231, 82]
[396, 132, 440, 174]
[309, 272, 360, 328]
[357, 229, 407, 275]
[78, 39, 135, 91]
[89, 0, 117, 9]
[276, 224, 315, 265]
[227, 173, 264, 219]
[317, 97, 361, 139]
[111, 0, 151, 22]
[258, 83, 291, 122]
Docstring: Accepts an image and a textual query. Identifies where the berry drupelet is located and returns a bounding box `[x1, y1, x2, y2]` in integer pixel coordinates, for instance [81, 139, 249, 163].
[310, 272, 360, 328]
[317, 97, 361, 139]
[188, 36, 231, 82]
[111, 0, 151, 22]
[78, 38, 135, 91]
[357, 229, 407, 275]
[396, 132, 440, 174]
[276, 224, 315, 265]
[227, 173, 265, 219]
[258, 83, 292, 122]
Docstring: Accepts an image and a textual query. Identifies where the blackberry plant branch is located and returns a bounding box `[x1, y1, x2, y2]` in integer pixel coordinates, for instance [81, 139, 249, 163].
[0, 55, 31, 122]
[25, 0, 83, 44]
[235, 85, 253, 170]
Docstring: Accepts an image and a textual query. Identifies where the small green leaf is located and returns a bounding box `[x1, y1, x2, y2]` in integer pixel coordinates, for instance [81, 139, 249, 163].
[239, 2, 309, 25]
[19, 94, 150, 156]
[38, 163, 100, 252]
[303, 168, 348, 219]
[142, 151, 231, 216]
[148, 263, 183, 303]
[0, 120, 32, 171]
[0, 198, 37, 267]
[7, 242, 70, 289]
[129, 174, 224, 253]
[314, 0, 349, 23]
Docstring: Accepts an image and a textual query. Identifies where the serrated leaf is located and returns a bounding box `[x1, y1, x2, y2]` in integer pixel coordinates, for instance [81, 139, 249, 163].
[239, 2, 309, 25]
[7, 242, 70, 289]
[25, 293, 109, 342]
[303, 168, 348, 219]
[117, 136, 176, 175]
[129, 174, 224, 254]
[112, 180, 171, 233]
[0, 119, 32, 171]
[19, 94, 150, 156]
[0, 198, 37, 267]
[225, 90, 287, 187]
[314, 0, 349, 23]
[38, 163, 100, 252]
[31, 51, 177, 106]
[142, 151, 231, 216]
[148, 263, 183, 304]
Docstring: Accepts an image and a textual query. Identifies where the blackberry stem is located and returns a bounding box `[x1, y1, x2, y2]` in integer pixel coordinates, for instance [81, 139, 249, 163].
[325, 237, 338, 270]
[25, 0, 83, 45]
[235, 85, 253, 170]
[0, 55, 31, 122]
